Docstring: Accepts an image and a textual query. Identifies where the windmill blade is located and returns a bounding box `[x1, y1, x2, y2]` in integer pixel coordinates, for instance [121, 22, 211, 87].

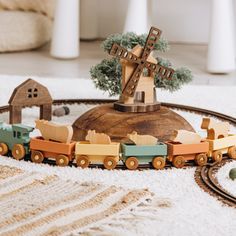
[154, 65, 175, 80]
[141, 27, 162, 61]
[109, 43, 141, 64]
[122, 63, 145, 97]
[145, 61, 175, 80]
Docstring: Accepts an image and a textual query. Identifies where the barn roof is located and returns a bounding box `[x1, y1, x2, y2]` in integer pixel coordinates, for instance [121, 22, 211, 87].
[8, 78, 53, 106]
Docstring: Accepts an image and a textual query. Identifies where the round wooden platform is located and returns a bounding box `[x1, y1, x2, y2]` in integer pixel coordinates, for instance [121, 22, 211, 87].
[72, 104, 195, 142]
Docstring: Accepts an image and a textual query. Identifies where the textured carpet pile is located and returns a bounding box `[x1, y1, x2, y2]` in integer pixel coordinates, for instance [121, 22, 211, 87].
[0, 161, 152, 235]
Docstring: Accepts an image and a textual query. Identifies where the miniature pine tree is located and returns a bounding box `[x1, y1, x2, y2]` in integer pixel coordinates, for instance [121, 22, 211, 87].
[90, 32, 192, 96]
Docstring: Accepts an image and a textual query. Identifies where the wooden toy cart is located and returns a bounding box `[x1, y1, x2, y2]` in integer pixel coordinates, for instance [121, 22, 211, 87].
[206, 134, 236, 162]
[75, 141, 120, 169]
[166, 141, 209, 168]
[30, 137, 76, 166]
[121, 142, 167, 170]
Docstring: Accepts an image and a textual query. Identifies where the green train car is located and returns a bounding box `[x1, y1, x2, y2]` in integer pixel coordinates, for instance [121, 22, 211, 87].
[121, 142, 167, 170]
[0, 122, 34, 160]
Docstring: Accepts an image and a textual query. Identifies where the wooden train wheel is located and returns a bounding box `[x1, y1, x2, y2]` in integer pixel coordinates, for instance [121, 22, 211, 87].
[125, 157, 139, 170]
[56, 155, 69, 167]
[76, 155, 89, 168]
[152, 156, 165, 170]
[228, 146, 236, 159]
[0, 142, 8, 156]
[212, 150, 222, 162]
[195, 153, 208, 166]
[103, 156, 117, 170]
[12, 144, 25, 160]
[31, 150, 44, 163]
[173, 155, 185, 168]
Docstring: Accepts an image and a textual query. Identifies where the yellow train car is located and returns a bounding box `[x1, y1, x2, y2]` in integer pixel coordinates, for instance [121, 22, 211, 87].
[206, 134, 236, 162]
[75, 141, 120, 169]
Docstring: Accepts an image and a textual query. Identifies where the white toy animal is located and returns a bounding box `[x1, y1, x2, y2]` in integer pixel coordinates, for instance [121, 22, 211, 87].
[85, 130, 111, 144]
[173, 130, 202, 144]
[127, 131, 158, 146]
[35, 120, 73, 144]
[201, 118, 230, 140]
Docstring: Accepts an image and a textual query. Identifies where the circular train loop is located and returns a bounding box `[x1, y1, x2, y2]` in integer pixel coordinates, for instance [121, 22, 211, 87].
[195, 159, 236, 208]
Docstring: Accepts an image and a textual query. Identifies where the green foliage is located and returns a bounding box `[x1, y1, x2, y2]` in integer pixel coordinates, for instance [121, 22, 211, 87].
[90, 58, 122, 96]
[90, 31, 193, 96]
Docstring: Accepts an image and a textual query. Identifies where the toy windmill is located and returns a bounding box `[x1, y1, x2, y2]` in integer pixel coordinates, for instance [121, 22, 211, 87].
[109, 26, 175, 112]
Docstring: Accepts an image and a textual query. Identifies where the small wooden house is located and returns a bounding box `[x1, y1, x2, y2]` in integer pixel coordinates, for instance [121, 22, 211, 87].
[8, 79, 53, 124]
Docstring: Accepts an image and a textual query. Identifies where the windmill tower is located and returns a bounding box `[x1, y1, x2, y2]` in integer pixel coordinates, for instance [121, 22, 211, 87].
[109, 27, 175, 112]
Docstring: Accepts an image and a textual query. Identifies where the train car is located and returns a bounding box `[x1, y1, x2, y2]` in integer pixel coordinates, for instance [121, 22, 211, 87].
[166, 141, 209, 168]
[121, 142, 167, 170]
[75, 141, 120, 169]
[206, 134, 236, 162]
[0, 123, 34, 160]
[30, 137, 76, 166]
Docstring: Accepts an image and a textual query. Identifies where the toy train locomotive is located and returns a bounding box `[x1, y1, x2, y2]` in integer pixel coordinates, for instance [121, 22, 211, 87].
[0, 118, 235, 170]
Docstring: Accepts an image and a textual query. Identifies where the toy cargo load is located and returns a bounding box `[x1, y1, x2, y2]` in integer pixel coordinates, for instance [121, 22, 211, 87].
[35, 120, 73, 144]
[85, 130, 111, 144]
[172, 130, 201, 144]
[127, 131, 158, 146]
[201, 118, 230, 139]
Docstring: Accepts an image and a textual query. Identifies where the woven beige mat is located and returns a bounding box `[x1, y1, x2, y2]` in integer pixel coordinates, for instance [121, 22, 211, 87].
[0, 164, 152, 236]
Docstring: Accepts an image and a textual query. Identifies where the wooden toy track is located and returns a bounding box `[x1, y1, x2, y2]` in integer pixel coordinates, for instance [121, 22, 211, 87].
[195, 158, 236, 208]
[0, 98, 235, 123]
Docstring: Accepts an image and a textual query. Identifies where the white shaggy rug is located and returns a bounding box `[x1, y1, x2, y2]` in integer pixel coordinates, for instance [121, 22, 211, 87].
[0, 75, 235, 236]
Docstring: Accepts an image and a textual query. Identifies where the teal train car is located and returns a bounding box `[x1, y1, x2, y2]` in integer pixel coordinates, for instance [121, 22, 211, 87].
[0, 122, 34, 160]
[121, 142, 167, 170]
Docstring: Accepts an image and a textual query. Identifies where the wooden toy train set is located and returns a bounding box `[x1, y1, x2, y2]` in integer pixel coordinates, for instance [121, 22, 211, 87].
[0, 118, 235, 170]
[0, 26, 235, 172]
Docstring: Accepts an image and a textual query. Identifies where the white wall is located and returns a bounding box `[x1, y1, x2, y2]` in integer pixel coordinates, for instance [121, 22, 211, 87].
[95, 0, 211, 43]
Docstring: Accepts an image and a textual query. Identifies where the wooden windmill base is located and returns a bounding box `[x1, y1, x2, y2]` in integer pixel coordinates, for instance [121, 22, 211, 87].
[114, 101, 160, 112]
[72, 104, 195, 142]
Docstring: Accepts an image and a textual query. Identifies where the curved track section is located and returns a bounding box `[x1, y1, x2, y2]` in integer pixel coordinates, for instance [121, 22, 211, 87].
[0, 99, 235, 124]
[195, 159, 236, 208]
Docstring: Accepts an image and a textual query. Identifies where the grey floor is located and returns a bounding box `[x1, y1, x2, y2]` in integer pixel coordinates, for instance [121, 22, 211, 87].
[0, 41, 235, 86]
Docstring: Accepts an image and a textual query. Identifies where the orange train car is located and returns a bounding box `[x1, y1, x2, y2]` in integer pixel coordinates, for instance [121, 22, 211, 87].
[30, 137, 76, 166]
[166, 141, 209, 168]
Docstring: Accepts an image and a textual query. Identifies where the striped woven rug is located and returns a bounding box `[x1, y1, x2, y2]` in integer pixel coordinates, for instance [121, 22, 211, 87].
[0, 164, 152, 236]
